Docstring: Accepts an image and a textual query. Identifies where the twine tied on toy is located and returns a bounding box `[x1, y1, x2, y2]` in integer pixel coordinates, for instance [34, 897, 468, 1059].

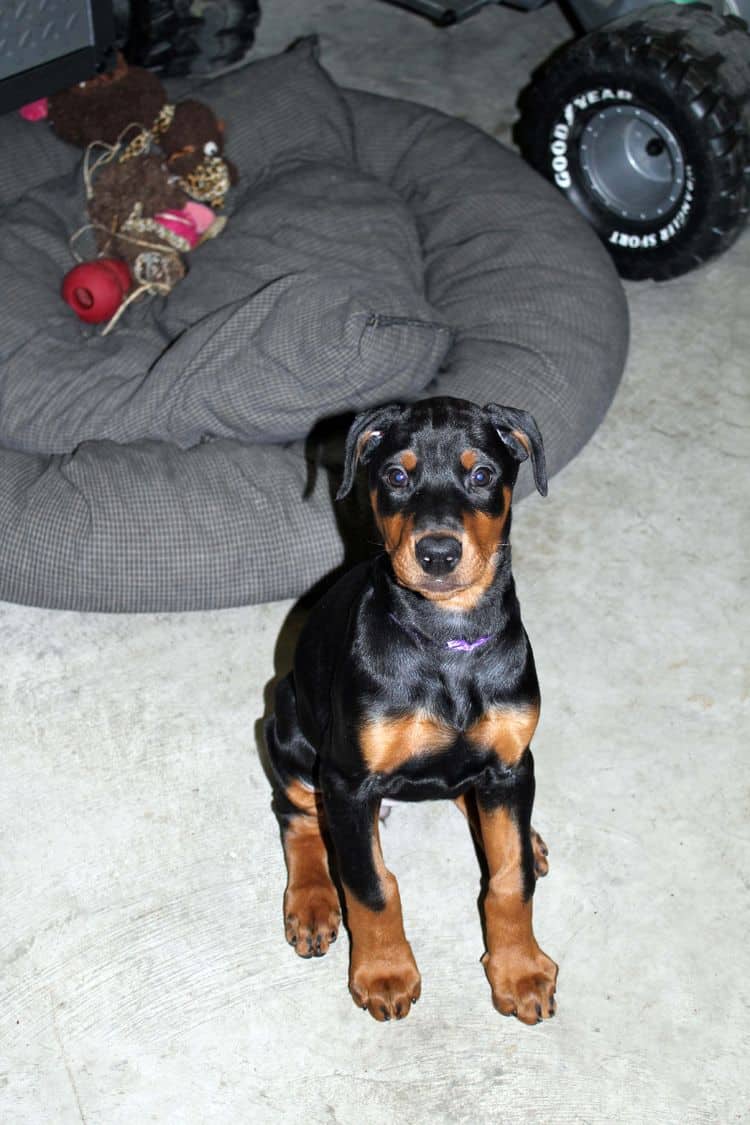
[82, 104, 183, 198]
[82, 125, 150, 200]
[81, 105, 177, 187]
[69, 219, 184, 335]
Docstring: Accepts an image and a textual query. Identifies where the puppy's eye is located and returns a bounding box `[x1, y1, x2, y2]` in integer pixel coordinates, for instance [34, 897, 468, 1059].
[470, 465, 494, 488]
[385, 466, 410, 489]
[203, 140, 219, 156]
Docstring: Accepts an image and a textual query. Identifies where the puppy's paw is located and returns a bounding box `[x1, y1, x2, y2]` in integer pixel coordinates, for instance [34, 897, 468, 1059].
[482, 945, 558, 1025]
[284, 883, 342, 958]
[349, 948, 421, 1021]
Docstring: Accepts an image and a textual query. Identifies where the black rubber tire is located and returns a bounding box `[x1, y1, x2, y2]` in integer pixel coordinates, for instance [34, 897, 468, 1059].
[122, 0, 261, 78]
[515, 4, 750, 280]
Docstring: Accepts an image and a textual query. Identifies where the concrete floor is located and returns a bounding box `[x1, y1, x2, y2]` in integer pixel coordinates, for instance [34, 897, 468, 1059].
[2, 2, 749, 1122]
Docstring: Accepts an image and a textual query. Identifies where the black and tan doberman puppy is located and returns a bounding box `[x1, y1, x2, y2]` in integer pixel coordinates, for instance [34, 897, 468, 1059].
[265, 396, 558, 1023]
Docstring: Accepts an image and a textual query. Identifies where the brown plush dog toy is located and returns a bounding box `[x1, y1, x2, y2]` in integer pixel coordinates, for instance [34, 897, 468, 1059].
[39, 53, 238, 324]
[48, 53, 238, 208]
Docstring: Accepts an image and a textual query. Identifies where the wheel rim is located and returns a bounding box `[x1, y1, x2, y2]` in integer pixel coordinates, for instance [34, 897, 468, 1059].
[579, 105, 686, 222]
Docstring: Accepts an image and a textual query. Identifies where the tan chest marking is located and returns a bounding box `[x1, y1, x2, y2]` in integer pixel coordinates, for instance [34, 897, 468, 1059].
[359, 712, 455, 774]
[467, 705, 539, 767]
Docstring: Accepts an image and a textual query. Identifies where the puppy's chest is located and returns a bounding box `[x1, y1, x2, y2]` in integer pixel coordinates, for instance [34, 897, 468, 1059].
[357, 679, 538, 779]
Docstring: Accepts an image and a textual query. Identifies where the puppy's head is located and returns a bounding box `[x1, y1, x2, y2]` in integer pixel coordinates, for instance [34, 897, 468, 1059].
[337, 396, 546, 610]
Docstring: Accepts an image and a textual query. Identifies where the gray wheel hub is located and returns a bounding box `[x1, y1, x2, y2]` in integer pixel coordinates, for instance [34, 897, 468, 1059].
[579, 104, 686, 222]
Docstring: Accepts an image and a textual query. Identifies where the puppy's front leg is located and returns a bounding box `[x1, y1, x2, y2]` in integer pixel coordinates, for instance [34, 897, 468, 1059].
[475, 752, 558, 1024]
[321, 769, 421, 1021]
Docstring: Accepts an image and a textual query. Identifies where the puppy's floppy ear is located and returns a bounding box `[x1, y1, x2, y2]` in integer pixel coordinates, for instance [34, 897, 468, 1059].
[336, 404, 404, 500]
[483, 403, 548, 497]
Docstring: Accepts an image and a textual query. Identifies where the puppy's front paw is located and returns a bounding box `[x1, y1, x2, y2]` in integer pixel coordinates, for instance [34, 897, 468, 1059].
[482, 945, 558, 1025]
[349, 946, 422, 1021]
[284, 882, 342, 958]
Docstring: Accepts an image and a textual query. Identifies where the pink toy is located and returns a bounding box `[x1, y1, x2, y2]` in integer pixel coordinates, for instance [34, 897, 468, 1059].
[61, 259, 132, 324]
[182, 202, 216, 234]
[153, 209, 201, 249]
[153, 202, 217, 248]
[19, 98, 49, 122]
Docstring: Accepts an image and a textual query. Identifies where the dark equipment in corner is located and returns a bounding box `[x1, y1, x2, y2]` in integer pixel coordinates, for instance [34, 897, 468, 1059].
[0, 0, 116, 114]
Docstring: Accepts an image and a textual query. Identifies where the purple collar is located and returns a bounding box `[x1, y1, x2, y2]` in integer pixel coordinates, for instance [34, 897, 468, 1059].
[388, 612, 493, 654]
[444, 634, 492, 652]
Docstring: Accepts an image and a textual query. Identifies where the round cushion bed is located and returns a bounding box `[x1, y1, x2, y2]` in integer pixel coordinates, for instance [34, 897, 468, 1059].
[0, 40, 628, 612]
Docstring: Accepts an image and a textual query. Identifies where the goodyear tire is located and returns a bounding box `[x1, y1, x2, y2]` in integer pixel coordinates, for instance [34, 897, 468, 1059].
[515, 4, 750, 280]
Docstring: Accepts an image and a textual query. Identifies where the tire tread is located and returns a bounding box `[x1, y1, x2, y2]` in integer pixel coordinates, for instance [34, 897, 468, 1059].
[515, 3, 750, 279]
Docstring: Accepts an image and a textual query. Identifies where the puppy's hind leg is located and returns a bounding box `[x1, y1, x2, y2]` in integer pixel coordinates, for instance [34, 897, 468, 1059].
[265, 674, 341, 958]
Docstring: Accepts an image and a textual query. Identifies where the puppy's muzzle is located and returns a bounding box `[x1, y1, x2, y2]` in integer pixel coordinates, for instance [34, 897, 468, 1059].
[415, 534, 462, 576]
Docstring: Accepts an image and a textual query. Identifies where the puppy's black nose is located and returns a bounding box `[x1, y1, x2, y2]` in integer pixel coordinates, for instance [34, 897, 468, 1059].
[416, 535, 462, 576]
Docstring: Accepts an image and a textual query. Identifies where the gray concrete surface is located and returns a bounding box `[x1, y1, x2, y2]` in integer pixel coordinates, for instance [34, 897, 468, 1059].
[2, 1, 748, 1121]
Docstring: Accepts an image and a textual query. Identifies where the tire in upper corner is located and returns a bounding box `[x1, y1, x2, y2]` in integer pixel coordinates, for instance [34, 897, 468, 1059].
[514, 3, 750, 280]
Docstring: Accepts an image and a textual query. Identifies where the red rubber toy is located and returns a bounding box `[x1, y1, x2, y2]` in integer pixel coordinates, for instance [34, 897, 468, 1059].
[61, 259, 132, 324]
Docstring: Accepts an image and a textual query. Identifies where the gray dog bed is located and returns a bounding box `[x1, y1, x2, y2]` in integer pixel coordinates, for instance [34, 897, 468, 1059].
[0, 40, 628, 612]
